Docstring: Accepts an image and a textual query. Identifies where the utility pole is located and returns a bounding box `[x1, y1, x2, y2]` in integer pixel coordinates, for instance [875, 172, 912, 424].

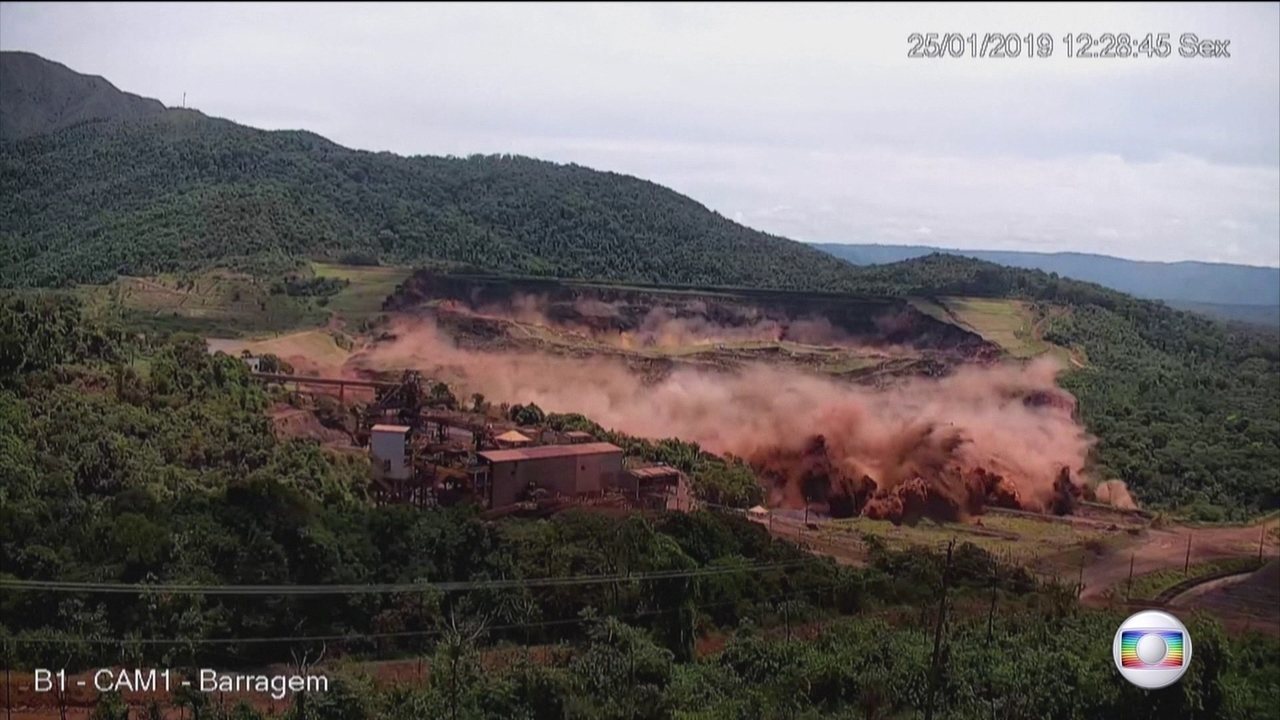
[1076, 552, 1086, 599]
[987, 557, 999, 720]
[1260, 524, 1267, 562]
[924, 539, 955, 720]
[1184, 532, 1193, 575]
[1125, 553, 1135, 601]
[987, 557, 998, 642]
[988, 556, 998, 717]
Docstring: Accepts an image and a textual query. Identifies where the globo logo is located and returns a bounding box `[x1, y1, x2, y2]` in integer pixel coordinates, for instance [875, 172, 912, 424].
[1113, 610, 1192, 689]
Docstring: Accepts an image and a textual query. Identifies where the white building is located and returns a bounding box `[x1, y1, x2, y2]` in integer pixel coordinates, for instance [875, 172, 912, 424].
[370, 424, 412, 482]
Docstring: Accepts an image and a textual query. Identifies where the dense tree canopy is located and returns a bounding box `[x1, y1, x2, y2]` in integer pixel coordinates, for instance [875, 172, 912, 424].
[1, 292, 1276, 720]
[0, 112, 861, 290]
[0, 298, 808, 668]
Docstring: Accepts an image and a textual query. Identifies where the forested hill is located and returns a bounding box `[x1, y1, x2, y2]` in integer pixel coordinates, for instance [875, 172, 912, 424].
[1, 55, 1277, 518]
[813, 241, 1280, 325]
[0, 51, 166, 141]
[0, 108, 862, 290]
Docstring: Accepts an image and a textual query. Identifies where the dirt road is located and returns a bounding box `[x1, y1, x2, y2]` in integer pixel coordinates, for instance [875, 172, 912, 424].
[1079, 518, 1277, 601]
[757, 509, 1276, 604]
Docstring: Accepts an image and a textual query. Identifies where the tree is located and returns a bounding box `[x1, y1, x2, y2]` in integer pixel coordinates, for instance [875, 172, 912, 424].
[509, 402, 546, 426]
[434, 612, 488, 720]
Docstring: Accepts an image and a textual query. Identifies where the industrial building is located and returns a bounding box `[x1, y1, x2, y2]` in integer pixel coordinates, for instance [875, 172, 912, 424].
[477, 442, 624, 508]
[493, 429, 533, 448]
[256, 368, 686, 514]
[370, 424, 413, 484]
[619, 464, 690, 511]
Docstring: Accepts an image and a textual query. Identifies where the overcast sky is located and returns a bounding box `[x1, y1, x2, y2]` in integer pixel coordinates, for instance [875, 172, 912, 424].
[3, 2, 1278, 267]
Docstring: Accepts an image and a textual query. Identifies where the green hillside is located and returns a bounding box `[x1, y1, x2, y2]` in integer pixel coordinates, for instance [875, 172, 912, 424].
[0, 109, 863, 291]
[0, 51, 166, 140]
[1, 65, 1276, 518]
[4, 303, 1275, 718]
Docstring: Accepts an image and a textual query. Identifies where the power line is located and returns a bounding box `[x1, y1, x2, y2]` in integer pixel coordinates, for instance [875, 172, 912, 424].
[0, 561, 807, 597]
[9, 582, 838, 646]
[10, 617, 582, 646]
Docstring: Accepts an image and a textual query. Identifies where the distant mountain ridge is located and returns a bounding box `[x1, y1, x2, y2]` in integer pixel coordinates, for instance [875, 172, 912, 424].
[0, 51, 166, 140]
[1163, 301, 1280, 328]
[812, 243, 1280, 324]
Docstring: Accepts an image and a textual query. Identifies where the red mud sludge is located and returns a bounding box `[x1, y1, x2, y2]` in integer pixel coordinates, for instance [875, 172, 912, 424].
[749, 427, 1075, 525]
[357, 318, 1095, 524]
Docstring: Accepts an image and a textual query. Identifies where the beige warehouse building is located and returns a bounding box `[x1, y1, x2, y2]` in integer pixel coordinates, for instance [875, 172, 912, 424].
[477, 442, 624, 508]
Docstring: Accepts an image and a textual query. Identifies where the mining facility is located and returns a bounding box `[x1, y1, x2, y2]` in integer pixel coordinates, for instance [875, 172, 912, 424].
[254, 368, 689, 514]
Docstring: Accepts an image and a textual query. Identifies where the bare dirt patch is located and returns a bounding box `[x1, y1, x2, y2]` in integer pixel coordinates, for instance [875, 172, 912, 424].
[1080, 518, 1278, 601]
[269, 403, 352, 446]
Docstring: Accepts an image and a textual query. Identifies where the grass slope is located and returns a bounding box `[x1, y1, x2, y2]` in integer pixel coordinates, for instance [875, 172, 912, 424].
[311, 262, 413, 320]
[77, 271, 324, 337]
[931, 296, 1074, 362]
